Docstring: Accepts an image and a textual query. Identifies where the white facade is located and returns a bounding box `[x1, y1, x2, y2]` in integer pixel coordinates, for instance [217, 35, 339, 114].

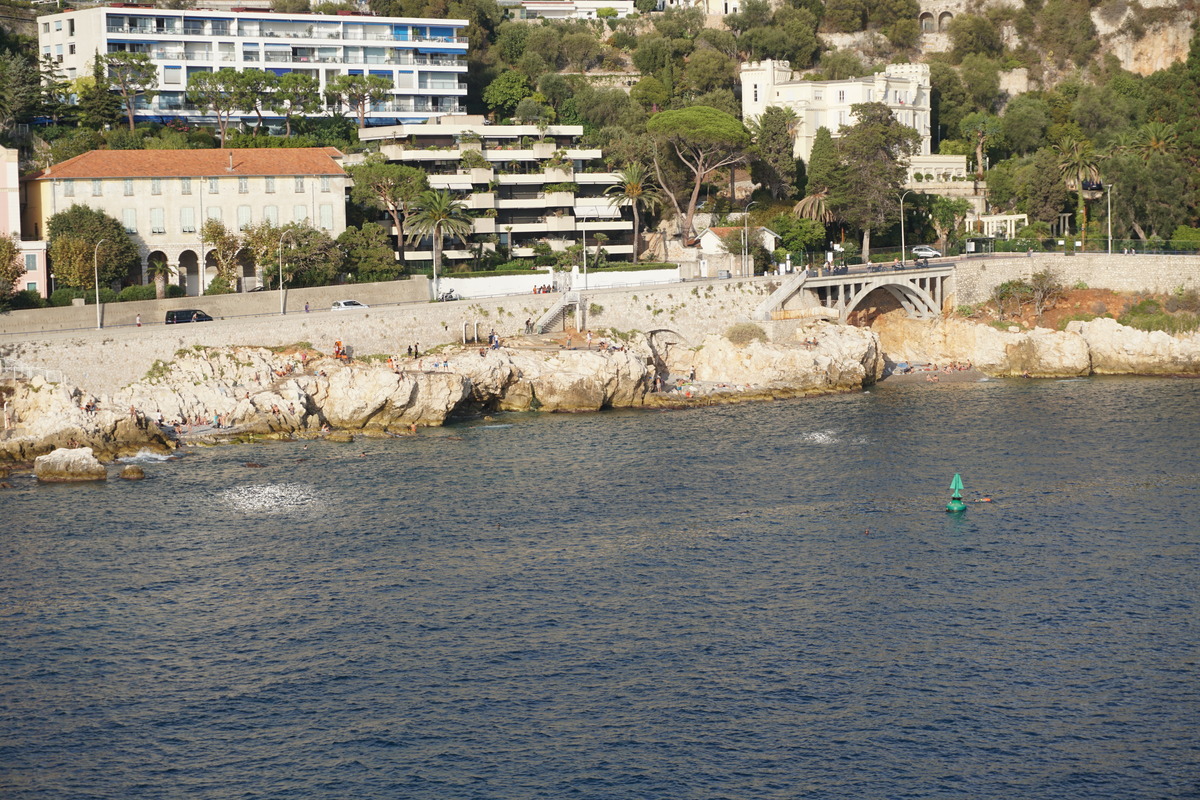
[2, 148, 49, 298]
[25, 148, 348, 295]
[358, 116, 636, 266]
[657, 0, 742, 13]
[37, 6, 468, 127]
[517, 0, 637, 19]
[741, 60, 933, 163]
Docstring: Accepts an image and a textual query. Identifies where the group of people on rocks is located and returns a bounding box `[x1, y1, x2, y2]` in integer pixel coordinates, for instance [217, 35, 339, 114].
[532, 285, 555, 294]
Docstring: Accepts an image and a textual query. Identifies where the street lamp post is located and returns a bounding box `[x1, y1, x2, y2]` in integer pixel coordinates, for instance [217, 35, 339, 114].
[742, 200, 756, 277]
[1106, 183, 1114, 255]
[899, 190, 915, 266]
[278, 229, 294, 315]
[93, 238, 106, 330]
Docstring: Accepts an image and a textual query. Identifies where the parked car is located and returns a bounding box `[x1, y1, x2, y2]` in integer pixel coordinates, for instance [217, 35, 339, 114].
[165, 309, 213, 324]
[331, 300, 369, 311]
[911, 245, 942, 258]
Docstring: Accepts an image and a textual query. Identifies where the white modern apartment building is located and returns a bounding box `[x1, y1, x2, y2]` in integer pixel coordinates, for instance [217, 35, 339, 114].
[37, 5, 468, 127]
[741, 60, 934, 163]
[23, 148, 349, 295]
[357, 116, 635, 267]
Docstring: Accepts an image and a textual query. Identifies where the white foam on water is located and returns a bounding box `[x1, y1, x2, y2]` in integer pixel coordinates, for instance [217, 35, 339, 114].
[119, 449, 174, 464]
[220, 483, 328, 515]
[800, 430, 840, 445]
[478, 424, 513, 429]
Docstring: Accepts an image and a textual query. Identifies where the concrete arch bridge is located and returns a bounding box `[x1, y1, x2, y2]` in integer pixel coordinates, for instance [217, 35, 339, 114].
[753, 263, 953, 324]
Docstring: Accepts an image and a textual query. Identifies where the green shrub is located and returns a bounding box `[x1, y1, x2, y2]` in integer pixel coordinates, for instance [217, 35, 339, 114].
[1119, 311, 1200, 334]
[725, 322, 766, 346]
[49, 287, 86, 306]
[204, 276, 236, 295]
[1125, 297, 1161, 316]
[1057, 312, 1104, 329]
[1165, 289, 1200, 313]
[7, 289, 48, 309]
[117, 284, 157, 302]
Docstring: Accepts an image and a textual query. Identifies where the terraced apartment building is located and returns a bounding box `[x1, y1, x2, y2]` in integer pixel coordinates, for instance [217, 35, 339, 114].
[358, 118, 636, 268]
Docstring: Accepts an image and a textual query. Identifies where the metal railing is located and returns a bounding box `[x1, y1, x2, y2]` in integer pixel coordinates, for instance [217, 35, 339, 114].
[107, 24, 467, 45]
[0, 359, 64, 384]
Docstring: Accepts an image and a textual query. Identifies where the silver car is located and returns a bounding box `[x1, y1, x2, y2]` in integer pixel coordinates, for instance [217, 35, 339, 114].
[911, 245, 942, 258]
[331, 300, 369, 310]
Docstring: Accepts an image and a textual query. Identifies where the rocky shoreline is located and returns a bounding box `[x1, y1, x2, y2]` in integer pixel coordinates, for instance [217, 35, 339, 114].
[2, 314, 1197, 478]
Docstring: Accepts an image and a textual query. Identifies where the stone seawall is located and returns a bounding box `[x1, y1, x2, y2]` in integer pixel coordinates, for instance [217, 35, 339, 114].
[0, 276, 433, 335]
[952, 253, 1200, 306]
[2, 278, 777, 397]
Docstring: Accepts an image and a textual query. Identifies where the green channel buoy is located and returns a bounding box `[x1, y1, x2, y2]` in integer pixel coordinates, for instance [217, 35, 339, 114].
[946, 473, 967, 513]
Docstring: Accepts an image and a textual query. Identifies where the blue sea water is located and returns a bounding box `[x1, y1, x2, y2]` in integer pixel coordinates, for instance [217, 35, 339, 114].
[1, 377, 1198, 799]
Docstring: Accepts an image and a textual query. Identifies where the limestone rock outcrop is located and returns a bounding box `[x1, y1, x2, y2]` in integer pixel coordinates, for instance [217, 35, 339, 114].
[678, 323, 883, 392]
[34, 447, 107, 482]
[0, 327, 887, 461]
[1068, 317, 1200, 375]
[873, 313, 1092, 377]
[872, 312, 1200, 377]
[0, 375, 174, 463]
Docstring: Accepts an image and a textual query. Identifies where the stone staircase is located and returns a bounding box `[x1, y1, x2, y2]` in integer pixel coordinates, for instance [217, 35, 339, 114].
[751, 271, 809, 321]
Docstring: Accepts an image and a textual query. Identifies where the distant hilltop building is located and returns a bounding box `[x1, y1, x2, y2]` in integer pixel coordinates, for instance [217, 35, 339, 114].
[36, 5, 468, 127]
[740, 60, 934, 163]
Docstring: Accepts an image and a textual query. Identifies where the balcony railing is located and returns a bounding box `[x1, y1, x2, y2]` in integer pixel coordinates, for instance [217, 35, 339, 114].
[107, 24, 467, 45]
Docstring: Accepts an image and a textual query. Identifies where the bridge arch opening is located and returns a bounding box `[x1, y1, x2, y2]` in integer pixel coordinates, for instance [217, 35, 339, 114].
[842, 280, 940, 324]
[846, 287, 905, 326]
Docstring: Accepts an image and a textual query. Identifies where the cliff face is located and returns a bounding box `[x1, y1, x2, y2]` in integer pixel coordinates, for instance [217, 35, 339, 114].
[0, 376, 174, 463]
[0, 327, 885, 462]
[677, 324, 883, 392]
[4, 316, 1193, 464]
[872, 312, 1200, 377]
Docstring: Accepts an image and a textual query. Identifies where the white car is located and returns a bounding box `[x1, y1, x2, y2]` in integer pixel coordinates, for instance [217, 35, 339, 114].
[331, 300, 369, 311]
[911, 246, 942, 259]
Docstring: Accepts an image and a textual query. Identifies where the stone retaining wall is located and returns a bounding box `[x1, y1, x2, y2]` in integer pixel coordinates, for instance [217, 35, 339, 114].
[0, 277, 432, 336]
[952, 253, 1200, 306]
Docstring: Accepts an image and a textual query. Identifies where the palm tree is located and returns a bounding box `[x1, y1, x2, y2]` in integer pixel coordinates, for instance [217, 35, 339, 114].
[1052, 134, 1102, 242]
[605, 163, 663, 265]
[794, 187, 834, 224]
[406, 189, 473, 296]
[1135, 121, 1178, 161]
[147, 257, 175, 300]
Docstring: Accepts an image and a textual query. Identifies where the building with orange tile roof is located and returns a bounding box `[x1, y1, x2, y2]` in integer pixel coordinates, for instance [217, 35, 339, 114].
[24, 148, 348, 295]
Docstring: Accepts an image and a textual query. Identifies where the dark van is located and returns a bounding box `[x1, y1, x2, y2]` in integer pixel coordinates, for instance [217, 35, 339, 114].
[165, 309, 213, 324]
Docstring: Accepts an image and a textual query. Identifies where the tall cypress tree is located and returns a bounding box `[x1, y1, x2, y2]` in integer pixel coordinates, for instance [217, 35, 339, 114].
[75, 54, 121, 131]
[750, 106, 799, 200]
[806, 126, 840, 193]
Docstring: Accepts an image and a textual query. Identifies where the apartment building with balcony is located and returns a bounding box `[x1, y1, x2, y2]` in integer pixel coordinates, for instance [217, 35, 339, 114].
[37, 6, 468, 127]
[23, 148, 348, 295]
[357, 116, 635, 267]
